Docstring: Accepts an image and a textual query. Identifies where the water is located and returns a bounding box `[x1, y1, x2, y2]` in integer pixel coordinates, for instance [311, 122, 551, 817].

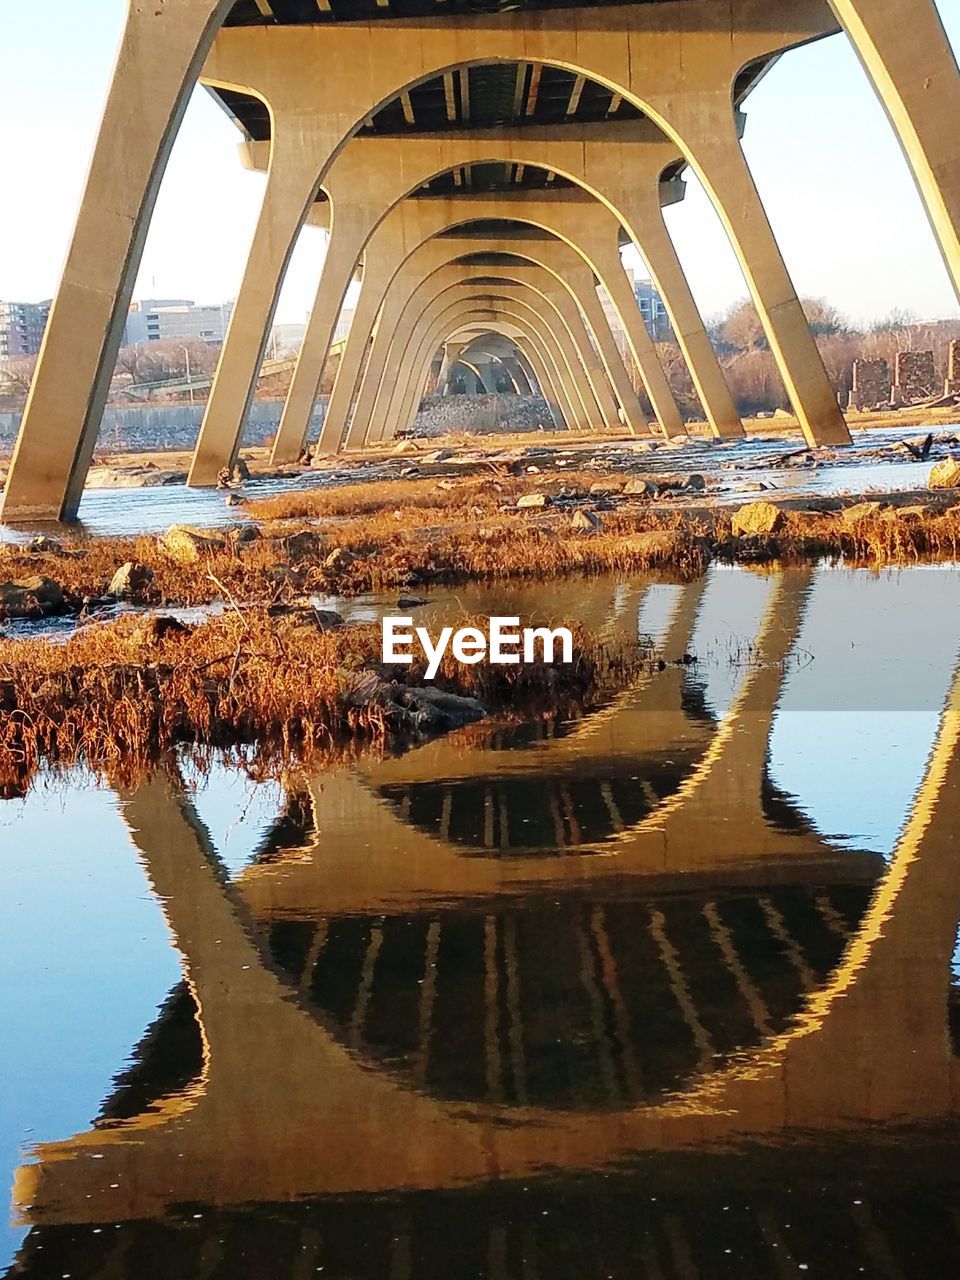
[0, 425, 950, 540]
[4, 563, 960, 1276]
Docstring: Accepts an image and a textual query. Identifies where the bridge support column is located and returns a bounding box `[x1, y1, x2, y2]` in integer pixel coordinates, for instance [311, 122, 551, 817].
[320, 230, 405, 454]
[831, 0, 960, 306]
[513, 340, 567, 429]
[187, 129, 334, 486]
[0, 0, 233, 522]
[681, 111, 850, 446]
[270, 225, 368, 463]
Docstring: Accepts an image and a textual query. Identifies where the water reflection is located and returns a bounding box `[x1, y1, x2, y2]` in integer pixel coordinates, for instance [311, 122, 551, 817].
[6, 566, 960, 1276]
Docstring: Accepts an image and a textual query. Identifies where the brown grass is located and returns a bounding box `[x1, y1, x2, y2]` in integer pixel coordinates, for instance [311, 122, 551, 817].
[0, 607, 648, 794]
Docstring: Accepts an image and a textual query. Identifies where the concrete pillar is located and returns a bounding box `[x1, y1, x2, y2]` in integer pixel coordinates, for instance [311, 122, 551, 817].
[602, 186, 743, 438]
[831, 0, 960, 304]
[310, 230, 401, 455]
[187, 128, 334, 486]
[0, 0, 234, 521]
[678, 109, 850, 446]
[269, 227, 368, 463]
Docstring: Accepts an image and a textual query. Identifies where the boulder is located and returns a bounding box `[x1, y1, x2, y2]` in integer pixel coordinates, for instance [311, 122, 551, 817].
[0, 576, 65, 619]
[623, 478, 654, 497]
[107, 562, 155, 600]
[731, 501, 785, 537]
[27, 535, 62, 554]
[684, 474, 706, 492]
[841, 501, 884, 525]
[159, 525, 227, 565]
[571, 510, 602, 533]
[398, 594, 429, 608]
[281, 529, 324, 562]
[929, 457, 960, 489]
[517, 492, 551, 509]
[325, 547, 358, 572]
[589, 481, 623, 495]
[396, 685, 486, 732]
[230, 524, 262, 547]
[620, 530, 686, 562]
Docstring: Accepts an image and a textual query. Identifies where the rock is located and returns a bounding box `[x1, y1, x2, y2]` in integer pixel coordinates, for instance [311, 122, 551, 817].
[841, 501, 884, 525]
[684, 474, 706, 492]
[437, 479, 459, 491]
[392, 440, 417, 454]
[890, 504, 934, 522]
[623, 478, 654, 497]
[397, 595, 429, 608]
[420, 449, 452, 464]
[230, 524, 262, 547]
[399, 466, 420, 478]
[159, 525, 227, 565]
[309, 609, 346, 631]
[139, 615, 192, 642]
[233, 457, 251, 482]
[517, 492, 551, 509]
[225, 494, 242, 508]
[620, 530, 687, 562]
[86, 466, 184, 489]
[107, 561, 155, 600]
[27, 535, 61, 554]
[0, 576, 65, 618]
[281, 529, 324, 562]
[571, 510, 602, 533]
[929, 457, 960, 489]
[397, 685, 486, 732]
[589, 481, 623, 495]
[325, 547, 358, 572]
[731, 501, 785, 537]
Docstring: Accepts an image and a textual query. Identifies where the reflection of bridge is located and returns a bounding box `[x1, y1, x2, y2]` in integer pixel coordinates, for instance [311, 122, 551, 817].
[12, 566, 960, 1264]
[6, 1, 960, 517]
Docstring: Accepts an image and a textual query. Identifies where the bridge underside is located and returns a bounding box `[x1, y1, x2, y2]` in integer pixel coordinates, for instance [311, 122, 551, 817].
[3, 0, 960, 518]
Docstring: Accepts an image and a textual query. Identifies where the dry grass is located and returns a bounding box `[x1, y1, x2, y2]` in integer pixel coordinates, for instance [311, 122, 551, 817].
[0, 607, 647, 793]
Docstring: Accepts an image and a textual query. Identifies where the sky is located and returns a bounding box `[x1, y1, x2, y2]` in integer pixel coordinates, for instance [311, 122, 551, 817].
[1, 2, 959, 329]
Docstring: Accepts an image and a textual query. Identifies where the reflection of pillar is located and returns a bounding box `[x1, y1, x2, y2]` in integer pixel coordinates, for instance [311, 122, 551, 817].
[831, 0, 960, 306]
[188, 129, 330, 486]
[0, 0, 232, 522]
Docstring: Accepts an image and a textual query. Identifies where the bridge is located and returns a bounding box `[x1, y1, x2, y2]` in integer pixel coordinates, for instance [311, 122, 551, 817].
[2, 0, 959, 519]
[11, 568, 960, 1278]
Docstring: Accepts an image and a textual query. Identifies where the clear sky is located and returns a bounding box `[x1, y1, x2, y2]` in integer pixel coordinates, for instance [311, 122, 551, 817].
[1, 2, 959, 329]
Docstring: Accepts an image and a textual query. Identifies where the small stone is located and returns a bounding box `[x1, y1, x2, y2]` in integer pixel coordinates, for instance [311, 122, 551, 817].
[107, 562, 155, 600]
[589, 481, 623, 495]
[684, 474, 706, 492]
[571, 510, 602, 533]
[159, 525, 227, 565]
[929, 457, 960, 489]
[623, 478, 654, 497]
[517, 492, 551, 509]
[891, 504, 934, 522]
[225, 494, 241, 508]
[398, 595, 429, 608]
[731, 501, 785, 537]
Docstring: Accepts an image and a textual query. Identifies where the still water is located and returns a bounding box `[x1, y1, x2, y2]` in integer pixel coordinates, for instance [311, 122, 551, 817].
[4, 564, 960, 1276]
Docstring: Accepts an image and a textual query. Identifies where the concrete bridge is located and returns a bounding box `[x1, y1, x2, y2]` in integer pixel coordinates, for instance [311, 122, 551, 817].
[3, 0, 960, 519]
[12, 567, 960, 1260]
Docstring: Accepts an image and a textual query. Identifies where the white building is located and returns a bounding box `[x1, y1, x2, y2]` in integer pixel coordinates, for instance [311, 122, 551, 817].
[0, 299, 50, 359]
[123, 299, 233, 347]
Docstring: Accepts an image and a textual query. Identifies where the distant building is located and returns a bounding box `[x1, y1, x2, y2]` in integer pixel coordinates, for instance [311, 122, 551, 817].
[634, 277, 671, 341]
[0, 299, 50, 359]
[597, 267, 672, 345]
[123, 299, 233, 347]
[333, 308, 356, 344]
[269, 322, 307, 356]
